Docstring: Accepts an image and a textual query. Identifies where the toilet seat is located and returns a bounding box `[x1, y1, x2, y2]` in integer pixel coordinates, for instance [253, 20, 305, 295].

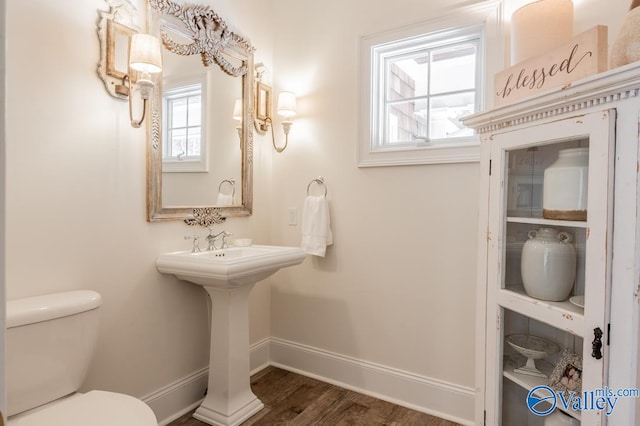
[8, 390, 157, 426]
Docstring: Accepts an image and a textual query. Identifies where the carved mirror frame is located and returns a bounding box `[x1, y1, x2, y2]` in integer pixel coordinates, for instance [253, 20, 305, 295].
[146, 0, 255, 221]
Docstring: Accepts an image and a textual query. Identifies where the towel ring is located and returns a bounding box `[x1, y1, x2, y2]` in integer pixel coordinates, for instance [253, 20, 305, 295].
[218, 179, 236, 197]
[307, 176, 327, 197]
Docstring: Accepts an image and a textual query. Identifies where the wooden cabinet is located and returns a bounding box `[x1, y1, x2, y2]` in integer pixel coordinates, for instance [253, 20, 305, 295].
[463, 63, 640, 425]
[485, 112, 613, 425]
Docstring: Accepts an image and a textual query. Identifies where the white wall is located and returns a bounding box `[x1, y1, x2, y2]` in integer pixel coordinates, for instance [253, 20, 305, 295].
[264, 0, 632, 420]
[267, 0, 482, 391]
[3, 0, 633, 423]
[5, 0, 274, 403]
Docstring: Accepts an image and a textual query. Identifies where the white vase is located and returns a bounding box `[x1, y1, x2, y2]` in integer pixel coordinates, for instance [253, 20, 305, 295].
[543, 147, 589, 221]
[610, 6, 640, 69]
[521, 228, 576, 301]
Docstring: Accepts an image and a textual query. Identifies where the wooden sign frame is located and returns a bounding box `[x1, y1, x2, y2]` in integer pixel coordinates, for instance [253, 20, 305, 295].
[494, 25, 608, 107]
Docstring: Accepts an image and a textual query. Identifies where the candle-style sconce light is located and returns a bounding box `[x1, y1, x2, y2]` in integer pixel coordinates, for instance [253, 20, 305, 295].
[126, 34, 163, 128]
[254, 84, 297, 153]
[97, 0, 163, 128]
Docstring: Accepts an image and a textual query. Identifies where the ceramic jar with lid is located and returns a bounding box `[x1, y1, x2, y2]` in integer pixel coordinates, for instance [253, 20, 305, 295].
[543, 147, 589, 221]
[521, 227, 576, 301]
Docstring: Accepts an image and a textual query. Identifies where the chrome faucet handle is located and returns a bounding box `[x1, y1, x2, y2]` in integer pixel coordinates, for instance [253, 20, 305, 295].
[206, 231, 218, 251]
[221, 231, 233, 249]
[205, 230, 233, 250]
[184, 235, 201, 253]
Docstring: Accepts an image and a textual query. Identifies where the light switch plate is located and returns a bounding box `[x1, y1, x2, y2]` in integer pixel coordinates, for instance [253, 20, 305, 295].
[288, 207, 297, 226]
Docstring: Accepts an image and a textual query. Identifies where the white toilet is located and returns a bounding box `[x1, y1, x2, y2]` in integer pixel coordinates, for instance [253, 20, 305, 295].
[6, 290, 157, 425]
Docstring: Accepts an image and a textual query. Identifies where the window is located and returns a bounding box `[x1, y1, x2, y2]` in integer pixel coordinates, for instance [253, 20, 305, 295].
[163, 78, 208, 172]
[378, 39, 478, 145]
[358, 1, 502, 166]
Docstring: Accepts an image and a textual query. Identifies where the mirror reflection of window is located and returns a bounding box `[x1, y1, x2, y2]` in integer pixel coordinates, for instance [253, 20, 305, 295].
[162, 80, 208, 172]
[166, 85, 202, 158]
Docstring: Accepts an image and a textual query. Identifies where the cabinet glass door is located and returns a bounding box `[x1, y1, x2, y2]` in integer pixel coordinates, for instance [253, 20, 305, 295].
[485, 110, 615, 425]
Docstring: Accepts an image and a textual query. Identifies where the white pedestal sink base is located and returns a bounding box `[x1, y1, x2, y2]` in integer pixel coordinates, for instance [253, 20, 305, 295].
[194, 284, 264, 426]
[193, 398, 263, 426]
[155, 245, 306, 426]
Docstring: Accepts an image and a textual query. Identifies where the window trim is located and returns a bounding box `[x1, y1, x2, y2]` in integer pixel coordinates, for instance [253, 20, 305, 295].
[357, 0, 503, 167]
[162, 75, 208, 173]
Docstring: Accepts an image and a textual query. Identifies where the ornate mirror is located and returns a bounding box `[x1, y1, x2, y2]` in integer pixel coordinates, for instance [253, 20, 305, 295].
[146, 0, 254, 221]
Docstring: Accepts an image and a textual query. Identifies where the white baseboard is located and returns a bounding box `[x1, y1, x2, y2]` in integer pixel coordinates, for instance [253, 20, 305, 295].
[249, 337, 271, 375]
[146, 337, 474, 426]
[142, 367, 208, 426]
[269, 337, 474, 426]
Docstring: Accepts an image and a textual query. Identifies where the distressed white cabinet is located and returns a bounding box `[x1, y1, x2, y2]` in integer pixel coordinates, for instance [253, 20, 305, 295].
[463, 62, 640, 426]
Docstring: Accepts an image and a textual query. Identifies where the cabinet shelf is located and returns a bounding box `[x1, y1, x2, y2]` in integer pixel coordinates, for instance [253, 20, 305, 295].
[498, 286, 585, 337]
[506, 216, 588, 228]
[503, 356, 581, 421]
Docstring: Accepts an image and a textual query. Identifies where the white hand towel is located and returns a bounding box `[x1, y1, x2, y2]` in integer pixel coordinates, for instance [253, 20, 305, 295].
[301, 195, 333, 257]
[216, 192, 233, 206]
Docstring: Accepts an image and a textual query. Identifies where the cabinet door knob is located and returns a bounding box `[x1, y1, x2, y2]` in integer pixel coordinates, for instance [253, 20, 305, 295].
[592, 327, 603, 359]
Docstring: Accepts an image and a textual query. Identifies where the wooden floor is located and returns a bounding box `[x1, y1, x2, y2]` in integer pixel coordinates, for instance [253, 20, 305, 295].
[167, 366, 460, 426]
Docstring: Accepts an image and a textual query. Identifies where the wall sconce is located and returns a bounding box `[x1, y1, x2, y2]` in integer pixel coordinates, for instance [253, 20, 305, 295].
[233, 99, 243, 142]
[232, 99, 243, 121]
[276, 91, 297, 152]
[255, 87, 297, 153]
[126, 33, 163, 128]
[271, 91, 297, 152]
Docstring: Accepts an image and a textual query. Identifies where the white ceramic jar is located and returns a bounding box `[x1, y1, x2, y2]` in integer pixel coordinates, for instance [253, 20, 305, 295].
[543, 147, 589, 221]
[521, 228, 576, 301]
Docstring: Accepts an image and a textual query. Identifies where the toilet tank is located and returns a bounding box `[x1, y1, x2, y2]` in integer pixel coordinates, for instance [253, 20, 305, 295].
[6, 290, 102, 416]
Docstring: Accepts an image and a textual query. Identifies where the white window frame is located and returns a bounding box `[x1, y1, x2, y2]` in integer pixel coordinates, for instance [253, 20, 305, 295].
[162, 75, 208, 173]
[357, 0, 503, 167]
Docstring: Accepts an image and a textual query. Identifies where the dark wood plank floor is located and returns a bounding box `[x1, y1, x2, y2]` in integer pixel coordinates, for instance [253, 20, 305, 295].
[168, 366, 461, 425]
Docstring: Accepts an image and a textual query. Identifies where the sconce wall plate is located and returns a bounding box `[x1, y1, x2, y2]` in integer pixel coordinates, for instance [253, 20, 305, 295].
[254, 81, 272, 133]
[98, 0, 162, 128]
[97, 0, 139, 100]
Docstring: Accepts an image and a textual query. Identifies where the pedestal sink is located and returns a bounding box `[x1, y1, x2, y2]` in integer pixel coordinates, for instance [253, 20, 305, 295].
[156, 245, 305, 426]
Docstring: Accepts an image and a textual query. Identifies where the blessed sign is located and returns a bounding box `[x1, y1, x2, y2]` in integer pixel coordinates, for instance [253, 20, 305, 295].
[494, 26, 608, 107]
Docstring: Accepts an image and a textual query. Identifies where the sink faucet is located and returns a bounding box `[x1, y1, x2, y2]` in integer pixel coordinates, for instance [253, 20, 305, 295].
[206, 230, 233, 251]
[184, 235, 201, 253]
